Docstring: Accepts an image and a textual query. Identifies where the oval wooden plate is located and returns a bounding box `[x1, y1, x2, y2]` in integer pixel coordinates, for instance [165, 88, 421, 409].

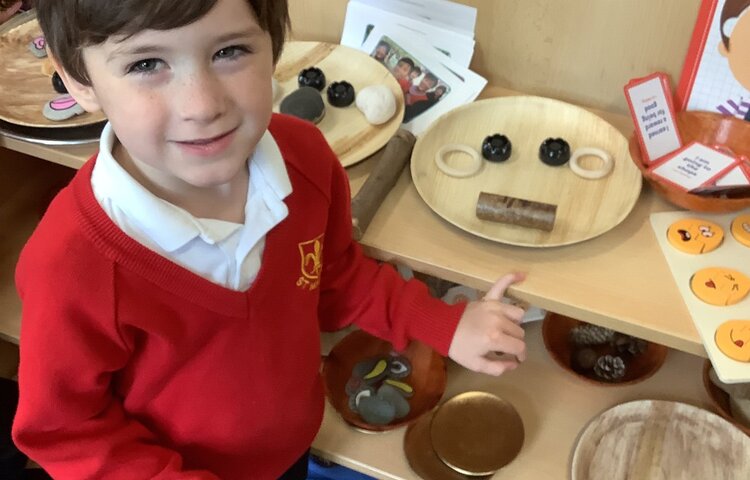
[571, 400, 750, 480]
[273, 41, 404, 168]
[411, 96, 642, 247]
[0, 10, 106, 128]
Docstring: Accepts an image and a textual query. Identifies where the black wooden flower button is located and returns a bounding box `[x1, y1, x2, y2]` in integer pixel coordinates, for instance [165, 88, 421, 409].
[327, 81, 356, 108]
[297, 67, 326, 91]
[481, 134, 512, 162]
[539, 138, 571, 166]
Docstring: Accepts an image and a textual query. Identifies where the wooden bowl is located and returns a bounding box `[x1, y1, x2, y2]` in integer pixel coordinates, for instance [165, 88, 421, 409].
[321, 329, 446, 432]
[542, 312, 667, 386]
[702, 360, 750, 436]
[629, 111, 750, 213]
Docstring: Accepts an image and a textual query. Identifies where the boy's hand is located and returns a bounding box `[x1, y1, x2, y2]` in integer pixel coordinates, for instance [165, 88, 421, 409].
[448, 273, 527, 376]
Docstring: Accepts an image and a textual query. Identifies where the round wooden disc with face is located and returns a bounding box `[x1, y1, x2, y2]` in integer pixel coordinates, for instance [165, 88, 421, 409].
[690, 267, 750, 306]
[403, 410, 492, 480]
[429, 391, 524, 476]
[666, 218, 724, 254]
[731, 214, 750, 248]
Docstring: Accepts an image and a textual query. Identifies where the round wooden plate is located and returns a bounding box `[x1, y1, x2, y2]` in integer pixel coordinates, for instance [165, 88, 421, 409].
[273, 41, 404, 168]
[571, 400, 750, 479]
[411, 96, 642, 247]
[0, 10, 106, 128]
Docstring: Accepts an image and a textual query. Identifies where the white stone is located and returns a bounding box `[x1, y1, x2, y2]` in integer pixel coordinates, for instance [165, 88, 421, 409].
[355, 85, 397, 125]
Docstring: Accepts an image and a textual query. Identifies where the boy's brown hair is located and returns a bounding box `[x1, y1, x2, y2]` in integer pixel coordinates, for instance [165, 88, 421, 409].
[35, 0, 289, 85]
[720, 0, 750, 50]
[1, 0, 19, 10]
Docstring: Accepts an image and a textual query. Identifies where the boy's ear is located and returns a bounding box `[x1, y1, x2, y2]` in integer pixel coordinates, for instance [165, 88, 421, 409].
[48, 54, 103, 113]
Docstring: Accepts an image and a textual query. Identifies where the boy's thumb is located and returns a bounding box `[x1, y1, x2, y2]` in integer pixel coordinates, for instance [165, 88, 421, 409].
[483, 272, 525, 302]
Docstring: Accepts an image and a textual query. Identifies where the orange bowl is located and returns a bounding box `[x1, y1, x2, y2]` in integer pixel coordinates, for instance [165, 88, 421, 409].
[629, 111, 750, 213]
[542, 312, 668, 386]
[702, 360, 750, 436]
[322, 329, 446, 432]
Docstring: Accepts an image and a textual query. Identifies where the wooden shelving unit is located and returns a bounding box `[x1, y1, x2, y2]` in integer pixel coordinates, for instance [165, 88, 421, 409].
[0, 149, 74, 344]
[313, 322, 712, 480]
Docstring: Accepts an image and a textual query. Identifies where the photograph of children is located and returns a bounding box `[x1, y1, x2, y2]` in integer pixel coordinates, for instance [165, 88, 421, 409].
[370, 36, 452, 124]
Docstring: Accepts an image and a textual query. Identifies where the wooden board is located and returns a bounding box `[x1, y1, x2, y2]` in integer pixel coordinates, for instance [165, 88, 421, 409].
[571, 400, 750, 480]
[410, 96, 642, 247]
[273, 41, 404, 168]
[0, 10, 106, 128]
[650, 209, 750, 384]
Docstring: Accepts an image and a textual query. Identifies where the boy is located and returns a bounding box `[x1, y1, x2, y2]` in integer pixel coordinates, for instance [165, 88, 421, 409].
[14, 0, 527, 478]
[392, 57, 415, 94]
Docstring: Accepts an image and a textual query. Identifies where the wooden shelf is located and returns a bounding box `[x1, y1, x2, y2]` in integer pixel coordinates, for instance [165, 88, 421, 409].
[0, 148, 74, 344]
[312, 321, 711, 480]
[0, 85, 706, 357]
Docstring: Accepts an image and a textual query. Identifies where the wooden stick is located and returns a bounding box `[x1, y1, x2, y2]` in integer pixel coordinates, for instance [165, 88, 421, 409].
[476, 192, 557, 232]
[351, 129, 416, 240]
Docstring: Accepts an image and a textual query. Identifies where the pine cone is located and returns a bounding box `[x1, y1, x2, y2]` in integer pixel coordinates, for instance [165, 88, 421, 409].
[569, 324, 615, 346]
[612, 333, 648, 356]
[594, 355, 626, 382]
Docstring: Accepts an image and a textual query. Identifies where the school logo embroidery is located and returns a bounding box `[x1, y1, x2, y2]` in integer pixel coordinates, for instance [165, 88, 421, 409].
[296, 234, 323, 290]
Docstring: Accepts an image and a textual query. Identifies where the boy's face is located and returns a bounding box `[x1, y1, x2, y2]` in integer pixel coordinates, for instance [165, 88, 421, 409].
[58, 0, 274, 190]
[394, 61, 412, 79]
[720, 11, 750, 89]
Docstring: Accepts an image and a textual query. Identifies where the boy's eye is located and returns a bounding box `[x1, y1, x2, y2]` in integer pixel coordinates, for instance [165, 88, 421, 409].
[214, 45, 250, 61]
[127, 59, 163, 75]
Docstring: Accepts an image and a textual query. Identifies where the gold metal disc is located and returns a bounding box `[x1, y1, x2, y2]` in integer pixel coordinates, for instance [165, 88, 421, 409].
[430, 391, 524, 476]
[404, 410, 492, 480]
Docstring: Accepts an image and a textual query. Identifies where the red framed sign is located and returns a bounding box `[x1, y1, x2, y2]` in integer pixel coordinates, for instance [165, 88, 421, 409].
[676, 0, 750, 120]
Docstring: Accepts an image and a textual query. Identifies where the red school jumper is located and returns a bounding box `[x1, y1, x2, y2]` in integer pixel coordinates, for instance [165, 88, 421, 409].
[13, 114, 465, 479]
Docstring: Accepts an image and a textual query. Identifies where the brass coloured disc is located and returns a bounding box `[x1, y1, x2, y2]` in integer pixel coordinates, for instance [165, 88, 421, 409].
[404, 410, 491, 480]
[430, 391, 524, 476]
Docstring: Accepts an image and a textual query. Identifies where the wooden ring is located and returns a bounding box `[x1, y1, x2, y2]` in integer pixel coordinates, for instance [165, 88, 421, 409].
[569, 147, 614, 180]
[435, 144, 483, 178]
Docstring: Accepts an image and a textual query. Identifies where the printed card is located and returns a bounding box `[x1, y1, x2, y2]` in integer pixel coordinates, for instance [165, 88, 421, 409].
[716, 164, 750, 187]
[624, 73, 683, 164]
[650, 142, 738, 191]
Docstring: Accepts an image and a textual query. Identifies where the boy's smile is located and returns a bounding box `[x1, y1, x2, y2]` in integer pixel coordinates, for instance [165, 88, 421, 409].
[56, 0, 275, 209]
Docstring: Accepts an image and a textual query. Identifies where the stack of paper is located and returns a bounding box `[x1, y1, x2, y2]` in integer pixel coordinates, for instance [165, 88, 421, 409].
[341, 0, 487, 135]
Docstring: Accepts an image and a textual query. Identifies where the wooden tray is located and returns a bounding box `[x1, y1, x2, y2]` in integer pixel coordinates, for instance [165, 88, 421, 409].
[273, 41, 404, 168]
[411, 96, 642, 247]
[571, 400, 750, 479]
[650, 209, 750, 384]
[0, 10, 106, 128]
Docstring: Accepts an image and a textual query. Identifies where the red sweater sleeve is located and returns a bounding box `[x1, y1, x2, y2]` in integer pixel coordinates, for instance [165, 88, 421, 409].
[317, 158, 465, 355]
[13, 226, 218, 479]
